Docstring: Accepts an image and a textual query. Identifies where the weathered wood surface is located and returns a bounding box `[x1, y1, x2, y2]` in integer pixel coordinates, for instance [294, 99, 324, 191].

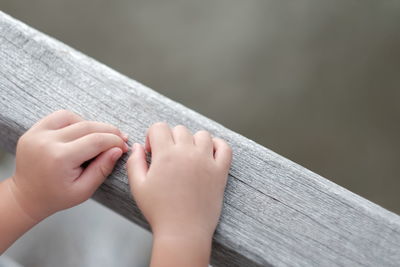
[0, 11, 400, 267]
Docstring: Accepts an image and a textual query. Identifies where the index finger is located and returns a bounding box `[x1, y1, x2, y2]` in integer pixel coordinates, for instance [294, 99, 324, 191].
[33, 110, 83, 130]
[67, 133, 128, 165]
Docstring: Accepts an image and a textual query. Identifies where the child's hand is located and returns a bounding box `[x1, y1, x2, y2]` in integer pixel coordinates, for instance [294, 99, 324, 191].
[127, 122, 232, 266]
[8, 110, 128, 221]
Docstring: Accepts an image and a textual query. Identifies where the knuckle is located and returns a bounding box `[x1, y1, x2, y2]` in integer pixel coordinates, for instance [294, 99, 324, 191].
[17, 133, 28, 146]
[222, 146, 233, 157]
[174, 124, 185, 130]
[55, 109, 74, 118]
[156, 150, 173, 163]
[98, 121, 113, 129]
[50, 147, 65, 163]
[108, 125, 120, 135]
[35, 137, 48, 150]
[17, 134, 33, 152]
[52, 152, 63, 163]
[148, 122, 168, 134]
[184, 149, 200, 161]
[196, 130, 211, 137]
[214, 138, 232, 152]
[152, 122, 168, 128]
[224, 143, 233, 153]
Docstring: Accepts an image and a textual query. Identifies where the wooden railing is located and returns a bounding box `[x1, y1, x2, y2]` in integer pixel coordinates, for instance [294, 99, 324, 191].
[1, 11, 399, 266]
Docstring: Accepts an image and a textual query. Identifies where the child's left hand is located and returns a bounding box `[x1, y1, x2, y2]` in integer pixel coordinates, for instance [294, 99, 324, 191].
[6, 110, 129, 221]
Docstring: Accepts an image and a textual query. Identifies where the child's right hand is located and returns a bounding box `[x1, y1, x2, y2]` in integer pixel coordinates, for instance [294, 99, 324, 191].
[7, 110, 128, 222]
[127, 122, 232, 266]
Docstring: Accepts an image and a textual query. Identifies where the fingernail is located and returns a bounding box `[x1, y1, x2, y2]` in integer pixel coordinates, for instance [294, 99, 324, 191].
[124, 142, 129, 152]
[122, 132, 129, 140]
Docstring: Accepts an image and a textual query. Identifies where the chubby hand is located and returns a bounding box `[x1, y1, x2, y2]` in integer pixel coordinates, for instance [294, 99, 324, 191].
[127, 123, 232, 242]
[7, 110, 128, 222]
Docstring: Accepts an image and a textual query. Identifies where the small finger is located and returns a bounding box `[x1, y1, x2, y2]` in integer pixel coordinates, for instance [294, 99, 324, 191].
[34, 110, 83, 130]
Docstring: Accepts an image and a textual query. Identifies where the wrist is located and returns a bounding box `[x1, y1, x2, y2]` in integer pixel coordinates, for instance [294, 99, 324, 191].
[153, 227, 213, 254]
[0, 179, 38, 253]
[6, 176, 50, 223]
[153, 230, 212, 246]
[152, 231, 212, 267]
[151, 220, 215, 239]
[151, 221, 215, 251]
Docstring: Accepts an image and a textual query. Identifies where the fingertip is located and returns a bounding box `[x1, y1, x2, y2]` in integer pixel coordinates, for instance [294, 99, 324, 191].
[131, 142, 139, 152]
[213, 137, 233, 166]
[110, 147, 123, 161]
[121, 132, 129, 141]
[75, 147, 121, 196]
[119, 141, 128, 153]
[127, 143, 148, 187]
[127, 143, 143, 164]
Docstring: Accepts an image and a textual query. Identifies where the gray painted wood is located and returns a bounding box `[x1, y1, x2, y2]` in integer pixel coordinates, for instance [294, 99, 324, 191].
[0, 11, 399, 266]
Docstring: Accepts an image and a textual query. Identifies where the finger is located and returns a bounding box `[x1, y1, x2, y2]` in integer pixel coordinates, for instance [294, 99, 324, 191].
[145, 122, 174, 153]
[74, 147, 123, 198]
[127, 143, 148, 194]
[213, 138, 233, 168]
[57, 121, 128, 142]
[67, 133, 128, 165]
[172, 125, 193, 145]
[34, 110, 83, 130]
[194, 130, 213, 154]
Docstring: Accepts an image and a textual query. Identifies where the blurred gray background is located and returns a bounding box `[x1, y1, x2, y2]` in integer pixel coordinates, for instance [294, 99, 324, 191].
[0, 0, 399, 266]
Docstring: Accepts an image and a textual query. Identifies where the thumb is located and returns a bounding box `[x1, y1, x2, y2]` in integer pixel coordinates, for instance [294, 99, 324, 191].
[75, 147, 123, 196]
[127, 143, 148, 194]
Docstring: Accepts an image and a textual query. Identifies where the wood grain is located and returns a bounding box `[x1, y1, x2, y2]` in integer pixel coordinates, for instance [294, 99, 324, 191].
[0, 11, 399, 266]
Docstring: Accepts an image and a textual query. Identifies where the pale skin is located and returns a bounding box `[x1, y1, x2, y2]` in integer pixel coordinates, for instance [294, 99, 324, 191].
[128, 123, 232, 267]
[0, 110, 232, 266]
[0, 110, 129, 253]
